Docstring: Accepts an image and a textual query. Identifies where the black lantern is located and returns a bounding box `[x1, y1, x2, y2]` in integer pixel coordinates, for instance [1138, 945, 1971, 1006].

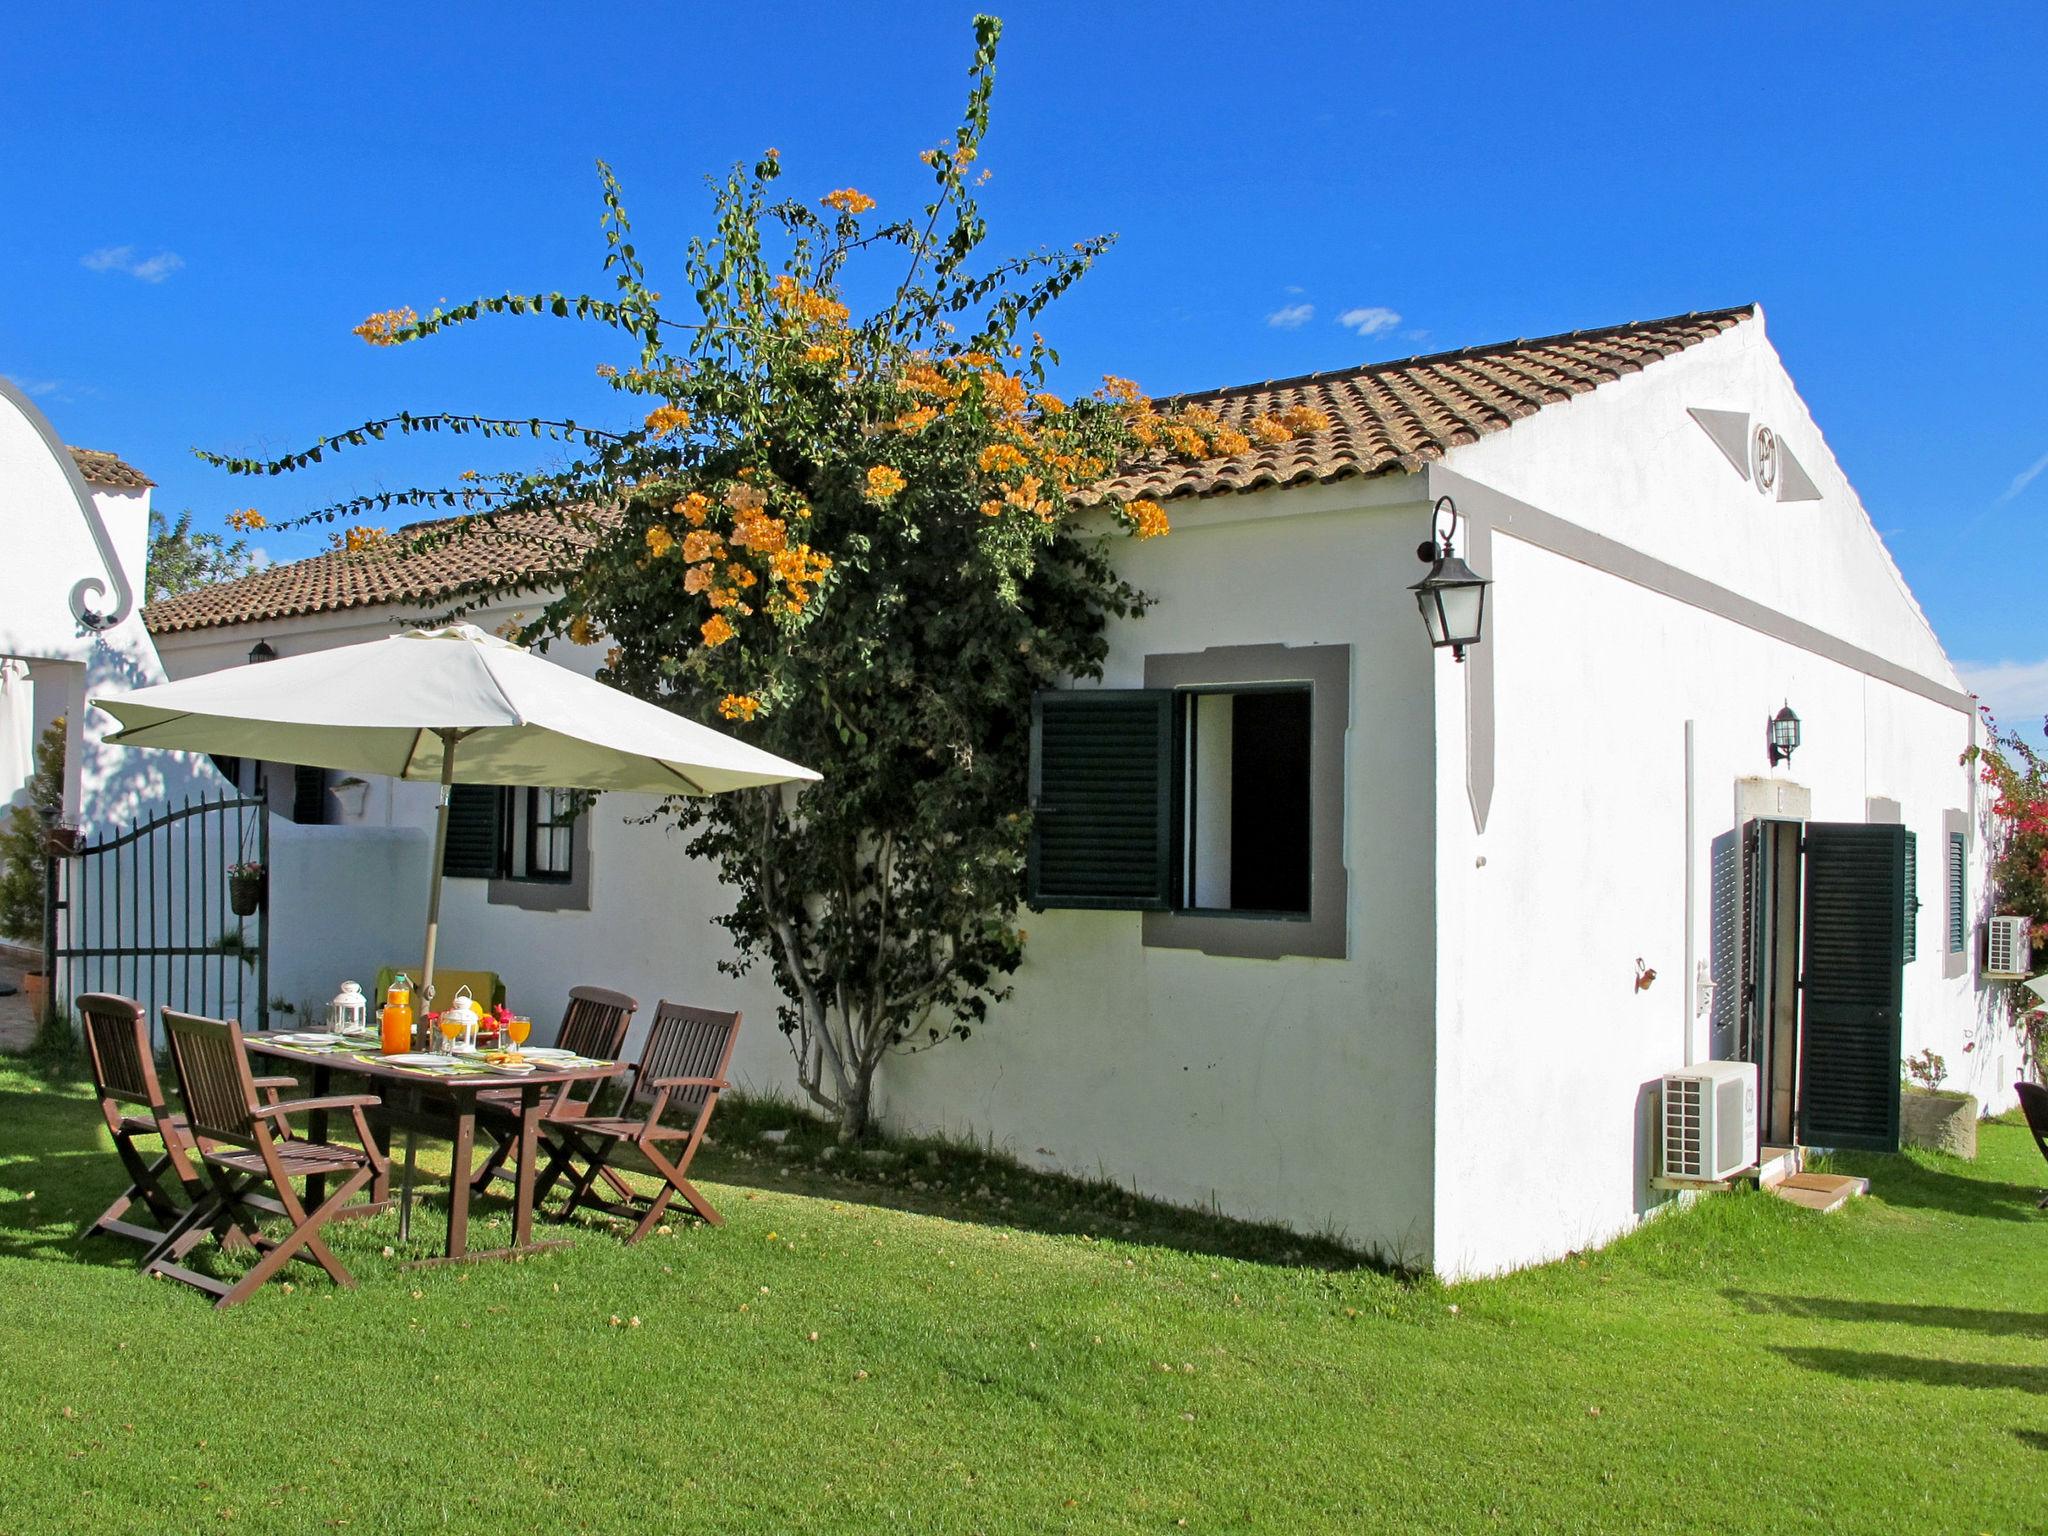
[1768, 703, 1801, 766]
[1409, 495, 1491, 661]
[248, 639, 277, 665]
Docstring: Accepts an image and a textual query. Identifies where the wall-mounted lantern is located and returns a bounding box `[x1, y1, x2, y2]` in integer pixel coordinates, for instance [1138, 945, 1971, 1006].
[1410, 495, 1491, 662]
[248, 639, 277, 665]
[1767, 703, 1801, 767]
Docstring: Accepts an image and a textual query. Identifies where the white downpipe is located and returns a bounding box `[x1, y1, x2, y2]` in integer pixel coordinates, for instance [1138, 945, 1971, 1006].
[1682, 719, 1696, 1067]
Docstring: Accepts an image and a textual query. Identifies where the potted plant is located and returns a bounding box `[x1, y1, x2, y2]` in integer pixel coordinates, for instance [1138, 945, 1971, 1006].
[1899, 1049, 1978, 1158]
[228, 860, 266, 917]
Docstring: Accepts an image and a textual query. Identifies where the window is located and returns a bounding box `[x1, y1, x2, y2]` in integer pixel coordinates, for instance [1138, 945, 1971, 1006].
[1947, 830, 1967, 955]
[1182, 688, 1312, 915]
[442, 785, 591, 911]
[1028, 643, 1348, 960]
[511, 788, 577, 884]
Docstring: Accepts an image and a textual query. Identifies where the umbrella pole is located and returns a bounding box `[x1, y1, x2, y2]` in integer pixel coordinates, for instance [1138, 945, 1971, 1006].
[400, 730, 463, 1246]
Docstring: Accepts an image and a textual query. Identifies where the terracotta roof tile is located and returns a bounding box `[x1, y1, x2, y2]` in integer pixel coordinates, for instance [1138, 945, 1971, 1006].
[143, 508, 606, 635]
[142, 304, 1754, 636]
[1100, 304, 1753, 504]
[68, 446, 155, 490]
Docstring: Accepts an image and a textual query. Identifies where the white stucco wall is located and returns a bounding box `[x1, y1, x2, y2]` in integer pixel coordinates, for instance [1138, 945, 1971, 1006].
[1, 386, 227, 871]
[881, 481, 1442, 1261]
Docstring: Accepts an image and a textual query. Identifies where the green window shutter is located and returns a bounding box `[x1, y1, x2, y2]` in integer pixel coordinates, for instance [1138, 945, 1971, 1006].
[1028, 690, 1176, 910]
[1797, 822, 1904, 1152]
[1902, 830, 1918, 964]
[442, 784, 505, 879]
[1947, 832, 1967, 954]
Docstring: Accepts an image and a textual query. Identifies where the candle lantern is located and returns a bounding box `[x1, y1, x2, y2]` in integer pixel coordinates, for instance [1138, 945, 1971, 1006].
[326, 981, 369, 1036]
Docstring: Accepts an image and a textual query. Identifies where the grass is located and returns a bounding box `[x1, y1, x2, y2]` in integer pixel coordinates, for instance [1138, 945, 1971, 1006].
[1, 1053, 2044, 1534]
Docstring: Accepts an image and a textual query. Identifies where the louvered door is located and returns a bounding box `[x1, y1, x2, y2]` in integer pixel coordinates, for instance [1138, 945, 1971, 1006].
[1797, 822, 1906, 1151]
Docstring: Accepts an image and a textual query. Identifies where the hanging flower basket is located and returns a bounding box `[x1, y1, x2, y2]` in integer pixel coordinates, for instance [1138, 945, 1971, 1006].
[228, 861, 266, 917]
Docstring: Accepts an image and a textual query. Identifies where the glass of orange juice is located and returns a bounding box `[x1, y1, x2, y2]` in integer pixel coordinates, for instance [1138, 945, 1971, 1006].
[438, 1013, 464, 1054]
[507, 1015, 532, 1055]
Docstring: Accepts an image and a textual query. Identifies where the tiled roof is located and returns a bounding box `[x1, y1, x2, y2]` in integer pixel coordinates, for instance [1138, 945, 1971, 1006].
[143, 304, 1755, 635]
[143, 508, 604, 635]
[68, 446, 155, 490]
[1102, 304, 1755, 503]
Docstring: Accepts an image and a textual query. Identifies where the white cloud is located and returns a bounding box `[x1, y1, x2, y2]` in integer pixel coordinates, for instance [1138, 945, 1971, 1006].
[4, 375, 60, 398]
[82, 245, 185, 283]
[1338, 305, 1402, 337]
[1957, 656, 2048, 741]
[1267, 302, 1314, 330]
[1997, 449, 2048, 504]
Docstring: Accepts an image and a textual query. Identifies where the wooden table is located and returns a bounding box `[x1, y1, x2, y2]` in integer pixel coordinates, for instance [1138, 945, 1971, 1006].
[244, 1035, 624, 1263]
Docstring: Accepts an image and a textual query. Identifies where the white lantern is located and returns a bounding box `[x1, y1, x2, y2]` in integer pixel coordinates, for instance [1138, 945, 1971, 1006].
[442, 985, 483, 1053]
[326, 981, 368, 1035]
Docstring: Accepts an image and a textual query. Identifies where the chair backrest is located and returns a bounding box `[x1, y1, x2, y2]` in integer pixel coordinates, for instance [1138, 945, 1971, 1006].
[627, 1002, 742, 1121]
[77, 993, 163, 1116]
[557, 986, 636, 1060]
[161, 1009, 261, 1148]
[2018, 1081, 2048, 1160]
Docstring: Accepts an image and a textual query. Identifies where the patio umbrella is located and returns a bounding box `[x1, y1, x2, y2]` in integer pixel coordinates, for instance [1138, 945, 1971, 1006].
[92, 623, 818, 1008]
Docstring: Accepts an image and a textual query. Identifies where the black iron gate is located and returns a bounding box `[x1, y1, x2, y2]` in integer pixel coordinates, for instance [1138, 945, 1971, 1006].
[46, 795, 269, 1045]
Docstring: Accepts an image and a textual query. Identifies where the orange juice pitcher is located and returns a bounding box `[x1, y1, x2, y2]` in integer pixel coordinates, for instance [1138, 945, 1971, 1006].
[380, 973, 414, 1055]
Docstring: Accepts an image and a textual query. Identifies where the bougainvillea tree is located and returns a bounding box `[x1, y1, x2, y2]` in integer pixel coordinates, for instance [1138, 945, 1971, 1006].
[1966, 710, 2048, 1078]
[205, 16, 1331, 1135]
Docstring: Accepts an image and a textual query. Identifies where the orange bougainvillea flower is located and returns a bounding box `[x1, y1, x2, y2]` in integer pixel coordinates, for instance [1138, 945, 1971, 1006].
[644, 526, 676, 559]
[701, 614, 736, 648]
[226, 508, 267, 532]
[567, 613, 603, 647]
[644, 404, 693, 436]
[865, 465, 907, 502]
[681, 529, 726, 564]
[718, 693, 764, 722]
[353, 307, 418, 346]
[1126, 499, 1171, 539]
[675, 492, 712, 526]
[820, 188, 876, 216]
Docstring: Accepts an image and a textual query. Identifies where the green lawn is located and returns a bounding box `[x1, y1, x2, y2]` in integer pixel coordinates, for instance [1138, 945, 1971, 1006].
[1, 1055, 2043, 1535]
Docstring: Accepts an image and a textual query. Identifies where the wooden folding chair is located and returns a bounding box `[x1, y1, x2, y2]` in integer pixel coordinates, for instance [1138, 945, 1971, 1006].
[534, 1001, 740, 1242]
[469, 985, 636, 1193]
[2018, 1082, 2048, 1210]
[76, 993, 295, 1265]
[149, 1009, 388, 1309]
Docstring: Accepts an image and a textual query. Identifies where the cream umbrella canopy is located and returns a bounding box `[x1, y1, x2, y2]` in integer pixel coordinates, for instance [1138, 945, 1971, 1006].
[93, 623, 818, 1008]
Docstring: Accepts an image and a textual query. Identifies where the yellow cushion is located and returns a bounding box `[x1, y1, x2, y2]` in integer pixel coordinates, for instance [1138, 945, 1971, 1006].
[373, 966, 507, 1012]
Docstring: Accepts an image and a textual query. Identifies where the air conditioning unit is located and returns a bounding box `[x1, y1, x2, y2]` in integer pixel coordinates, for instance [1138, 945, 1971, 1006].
[1662, 1060, 1758, 1182]
[1985, 915, 2032, 980]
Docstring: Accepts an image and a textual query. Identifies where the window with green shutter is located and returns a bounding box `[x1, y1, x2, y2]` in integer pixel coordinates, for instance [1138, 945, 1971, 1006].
[1027, 691, 1176, 910]
[1947, 831, 1967, 954]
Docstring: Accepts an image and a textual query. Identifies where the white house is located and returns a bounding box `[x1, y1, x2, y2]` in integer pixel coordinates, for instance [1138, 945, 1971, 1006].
[139, 304, 2025, 1278]
[0, 380, 225, 841]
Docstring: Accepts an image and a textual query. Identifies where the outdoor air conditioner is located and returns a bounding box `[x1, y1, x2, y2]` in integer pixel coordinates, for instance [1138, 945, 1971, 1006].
[1985, 915, 2032, 981]
[1661, 1060, 1758, 1182]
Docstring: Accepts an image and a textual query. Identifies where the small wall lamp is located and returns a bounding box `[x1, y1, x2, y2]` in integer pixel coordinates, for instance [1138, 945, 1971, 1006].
[248, 639, 277, 665]
[1410, 496, 1491, 662]
[1767, 703, 1801, 767]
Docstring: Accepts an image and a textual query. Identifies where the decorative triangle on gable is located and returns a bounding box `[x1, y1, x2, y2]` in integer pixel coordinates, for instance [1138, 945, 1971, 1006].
[1776, 443, 1823, 503]
[1688, 407, 1751, 481]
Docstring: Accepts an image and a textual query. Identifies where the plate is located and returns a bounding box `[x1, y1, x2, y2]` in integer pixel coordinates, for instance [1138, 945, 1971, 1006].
[380, 1052, 455, 1068]
[520, 1047, 577, 1061]
[295, 1031, 344, 1044]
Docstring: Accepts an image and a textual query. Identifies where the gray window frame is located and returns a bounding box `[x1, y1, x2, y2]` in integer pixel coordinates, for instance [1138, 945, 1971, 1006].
[1141, 642, 1349, 960]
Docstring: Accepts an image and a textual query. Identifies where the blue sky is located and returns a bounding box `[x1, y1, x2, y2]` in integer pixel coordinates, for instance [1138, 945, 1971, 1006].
[6, 3, 2044, 727]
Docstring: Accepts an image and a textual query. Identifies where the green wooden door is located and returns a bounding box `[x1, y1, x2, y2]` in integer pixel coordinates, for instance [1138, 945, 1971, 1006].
[1797, 822, 1907, 1151]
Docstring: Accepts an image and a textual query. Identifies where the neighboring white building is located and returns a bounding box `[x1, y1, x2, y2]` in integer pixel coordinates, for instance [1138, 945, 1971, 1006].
[140, 305, 2025, 1278]
[0, 379, 224, 843]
